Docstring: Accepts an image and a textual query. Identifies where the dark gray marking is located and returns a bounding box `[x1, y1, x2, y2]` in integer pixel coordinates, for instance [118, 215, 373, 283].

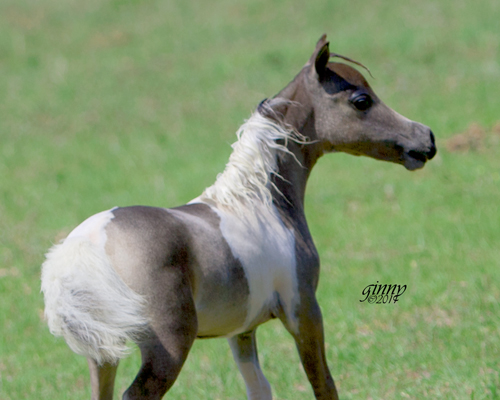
[105, 204, 250, 338]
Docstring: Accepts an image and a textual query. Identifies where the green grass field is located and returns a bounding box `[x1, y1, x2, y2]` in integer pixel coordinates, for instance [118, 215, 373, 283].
[1, 0, 499, 398]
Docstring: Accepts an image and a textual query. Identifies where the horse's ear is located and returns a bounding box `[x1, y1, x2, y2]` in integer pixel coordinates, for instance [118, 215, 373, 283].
[310, 34, 330, 77]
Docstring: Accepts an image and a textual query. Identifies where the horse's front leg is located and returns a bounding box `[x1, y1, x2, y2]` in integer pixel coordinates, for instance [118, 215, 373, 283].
[228, 330, 272, 400]
[282, 296, 339, 400]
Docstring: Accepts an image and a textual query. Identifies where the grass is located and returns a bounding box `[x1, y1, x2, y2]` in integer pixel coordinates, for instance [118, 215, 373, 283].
[1, 0, 500, 398]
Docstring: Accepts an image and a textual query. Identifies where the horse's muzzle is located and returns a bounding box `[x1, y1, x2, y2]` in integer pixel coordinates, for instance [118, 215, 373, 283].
[403, 130, 437, 170]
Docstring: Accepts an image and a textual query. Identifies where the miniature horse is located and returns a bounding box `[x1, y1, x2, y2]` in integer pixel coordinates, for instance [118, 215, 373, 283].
[42, 35, 436, 400]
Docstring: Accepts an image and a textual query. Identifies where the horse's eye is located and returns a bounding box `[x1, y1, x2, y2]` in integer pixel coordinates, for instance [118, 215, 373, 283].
[351, 93, 373, 111]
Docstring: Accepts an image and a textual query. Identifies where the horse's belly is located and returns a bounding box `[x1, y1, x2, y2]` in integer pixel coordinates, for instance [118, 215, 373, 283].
[195, 300, 249, 338]
[193, 261, 251, 338]
[194, 258, 288, 338]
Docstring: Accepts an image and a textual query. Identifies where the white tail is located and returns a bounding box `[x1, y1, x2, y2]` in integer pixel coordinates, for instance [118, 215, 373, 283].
[41, 237, 148, 364]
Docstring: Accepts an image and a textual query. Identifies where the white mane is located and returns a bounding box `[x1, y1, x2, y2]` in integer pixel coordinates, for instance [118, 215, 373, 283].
[198, 101, 303, 214]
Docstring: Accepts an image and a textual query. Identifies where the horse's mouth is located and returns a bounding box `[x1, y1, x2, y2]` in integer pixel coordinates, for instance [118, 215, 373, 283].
[403, 150, 430, 171]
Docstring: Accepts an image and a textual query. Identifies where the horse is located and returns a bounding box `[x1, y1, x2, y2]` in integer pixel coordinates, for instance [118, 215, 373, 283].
[41, 34, 436, 400]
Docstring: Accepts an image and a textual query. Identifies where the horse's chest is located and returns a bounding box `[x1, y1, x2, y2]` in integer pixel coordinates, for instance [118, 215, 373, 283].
[217, 208, 299, 332]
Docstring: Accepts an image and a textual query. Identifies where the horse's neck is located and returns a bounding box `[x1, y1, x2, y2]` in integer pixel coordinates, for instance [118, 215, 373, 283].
[272, 75, 322, 210]
[272, 111, 322, 228]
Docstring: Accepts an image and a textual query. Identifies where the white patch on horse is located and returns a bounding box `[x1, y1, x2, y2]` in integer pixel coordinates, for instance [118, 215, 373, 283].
[217, 205, 299, 334]
[66, 208, 117, 249]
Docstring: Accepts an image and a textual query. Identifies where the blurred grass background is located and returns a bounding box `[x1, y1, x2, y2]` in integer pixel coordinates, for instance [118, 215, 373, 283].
[1, 0, 499, 398]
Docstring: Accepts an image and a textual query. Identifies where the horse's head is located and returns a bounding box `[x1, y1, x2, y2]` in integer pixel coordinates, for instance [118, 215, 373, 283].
[276, 35, 436, 170]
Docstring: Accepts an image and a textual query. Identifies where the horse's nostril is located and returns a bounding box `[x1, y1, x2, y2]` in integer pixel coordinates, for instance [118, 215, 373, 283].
[428, 130, 437, 159]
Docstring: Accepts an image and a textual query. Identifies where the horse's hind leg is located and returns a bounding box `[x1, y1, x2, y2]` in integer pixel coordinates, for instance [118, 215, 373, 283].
[228, 330, 272, 400]
[123, 272, 197, 400]
[87, 358, 119, 400]
[123, 327, 196, 400]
